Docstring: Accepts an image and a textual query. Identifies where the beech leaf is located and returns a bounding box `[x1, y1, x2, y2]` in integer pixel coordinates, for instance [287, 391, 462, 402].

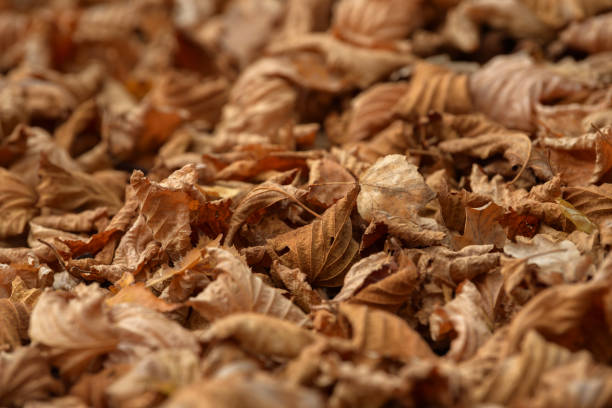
[268, 187, 359, 287]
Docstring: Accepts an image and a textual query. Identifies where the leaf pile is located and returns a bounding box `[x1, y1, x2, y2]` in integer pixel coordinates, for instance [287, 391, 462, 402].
[2, 1, 612, 407]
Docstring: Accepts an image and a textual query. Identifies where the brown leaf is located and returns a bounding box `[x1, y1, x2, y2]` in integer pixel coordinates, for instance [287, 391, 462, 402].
[0, 299, 29, 351]
[111, 214, 161, 276]
[188, 247, 306, 323]
[31, 208, 108, 233]
[29, 284, 119, 380]
[270, 261, 322, 313]
[341, 82, 411, 143]
[357, 154, 436, 223]
[218, 69, 297, 138]
[361, 211, 447, 249]
[469, 166, 564, 229]
[60, 228, 121, 259]
[503, 279, 610, 356]
[106, 282, 180, 312]
[268, 188, 359, 286]
[332, 0, 421, 48]
[306, 158, 356, 208]
[564, 184, 612, 245]
[267, 33, 416, 90]
[469, 54, 590, 131]
[200, 313, 317, 359]
[521, 0, 612, 28]
[453, 202, 506, 249]
[542, 128, 612, 185]
[109, 303, 200, 363]
[339, 303, 436, 362]
[430, 280, 493, 361]
[36, 155, 123, 214]
[164, 375, 324, 408]
[149, 72, 228, 126]
[131, 165, 205, 262]
[560, 12, 612, 53]
[466, 330, 577, 405]
[395, 62, 473, 119]
[106, 349, 201, 406]
[0, 167, 38, 238]
[0, 347, 63, 406]
[438, 132, 536, 181]
[412, 244, 500, 286]
[226, 177, 307, 246]
[442, 0, 551, 53]
[337, 252, 418, 312]
[0, 124, 28, 167]
[504, 234, 585, 285]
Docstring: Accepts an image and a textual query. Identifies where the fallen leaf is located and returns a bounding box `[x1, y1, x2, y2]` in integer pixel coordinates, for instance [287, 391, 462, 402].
[357, 154, 436, 223]
[163, 375, 324, 408]
[29, 284, 119, 380]
[269, 188, 359, 286]
[565, 184, 612, 245]
[36, 155, 123, 214]
[106, 282, 180, 312]
[0, 168, 38, 238]
[335, 252, 418, 312]
[453, 202, 506, 249]
[504, 234, 585, 284]
[0, 347, 63, 406]
[270, 261, 322, 313]
[332, 0, 421, 48]
[188, 247, 306, 323]
[107, 349, 202, 406]
[226, 177, 307, 246]
[200, 313, 317, 359]
[430, 280, 493, 361]
[339, 303, 436, 362]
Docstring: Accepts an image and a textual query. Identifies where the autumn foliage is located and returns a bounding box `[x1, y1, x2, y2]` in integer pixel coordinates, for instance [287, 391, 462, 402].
[2, 0, 612, 407]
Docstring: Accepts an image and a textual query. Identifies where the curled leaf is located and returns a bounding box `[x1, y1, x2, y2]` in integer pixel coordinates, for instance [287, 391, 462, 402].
[269, 188, 359, 287]
[188, 247, 306, 323]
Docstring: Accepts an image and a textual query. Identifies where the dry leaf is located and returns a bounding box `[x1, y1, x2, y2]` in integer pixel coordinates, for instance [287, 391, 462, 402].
[107, 349, 202, 406]
[503, 279, 609, 356]
[269, 188, 359, 287]
[453, 202, 506, 249]
[106, 282, 180, 312]
[335, 252, 418, 311]
[395, 62, 473, 119]
[430, 280, 493, 361]
[36, 155, 123, 214]
[332, 0, 421, 48]
[560, 12, 612, 53]
[270, 261, 322, 313]
[162, 375, 324, 408]
[339, 303, 436, 362]
[226, 177, 306, 245]
[0, 167, 38, 238]
[504, 234, 585, 284]
[565, 184, 612, 245]
[188, 247, 306, 323]
[0, 347, 62, 406]
[469, 54, 590, 131]
[342, 82, 411, 143]
[542, 128, 612, 185]
[0, 299, 29, 351]
[109, 302, 200, 363]
[200, 313, 317, 359]
[130, 165, 205, 261]
[306, 158, 356, 208]
[357, 154, 436, 223]
[29, 284, 119, 380]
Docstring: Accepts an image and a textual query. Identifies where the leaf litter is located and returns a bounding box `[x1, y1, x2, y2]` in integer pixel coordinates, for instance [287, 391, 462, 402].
[1, 1, 612, 407]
